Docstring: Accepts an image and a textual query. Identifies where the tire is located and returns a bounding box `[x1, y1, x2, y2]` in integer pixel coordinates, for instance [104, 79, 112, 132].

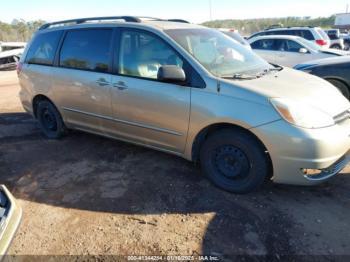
[36, 100, 67, 139]
[328, 79, 350, 100]
[330, 44, 341, 50]
[200, 128, 269, 194]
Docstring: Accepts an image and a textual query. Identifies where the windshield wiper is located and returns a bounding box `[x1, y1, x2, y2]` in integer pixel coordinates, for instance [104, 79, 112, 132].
[268, 63, 284, 71]
[222, 73, 258, 80]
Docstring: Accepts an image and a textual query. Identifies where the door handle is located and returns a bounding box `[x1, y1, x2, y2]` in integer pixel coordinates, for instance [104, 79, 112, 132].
[96, 78, 110, 87]
[113, 81, 128, 91]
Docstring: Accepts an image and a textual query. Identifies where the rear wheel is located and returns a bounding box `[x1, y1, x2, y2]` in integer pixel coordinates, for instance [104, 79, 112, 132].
[330, 44, 342, 50]
[200, 128, 269, 194]
[328, 79, 350, 100]
[36, 100, 66, 139]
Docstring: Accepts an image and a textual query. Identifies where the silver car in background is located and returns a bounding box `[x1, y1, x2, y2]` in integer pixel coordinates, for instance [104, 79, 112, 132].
[248, 35, 349, 67]
[18, 16, 350, 193]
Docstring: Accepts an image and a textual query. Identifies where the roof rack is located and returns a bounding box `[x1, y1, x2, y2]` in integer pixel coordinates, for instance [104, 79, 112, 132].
[39, 16, 190, 30]
[168, 19, 190, 23]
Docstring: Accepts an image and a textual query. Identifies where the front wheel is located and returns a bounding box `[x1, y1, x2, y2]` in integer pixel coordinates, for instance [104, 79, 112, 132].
[36, 100, 67, 139]
[200, 129, 270, 194]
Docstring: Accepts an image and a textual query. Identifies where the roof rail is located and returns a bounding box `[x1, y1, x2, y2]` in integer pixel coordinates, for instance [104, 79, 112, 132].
[168, 19, 190, 23]
[39, 16, 142, 30]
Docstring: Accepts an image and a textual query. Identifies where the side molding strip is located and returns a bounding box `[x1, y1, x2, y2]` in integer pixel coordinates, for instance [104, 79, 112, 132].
[62, 107, 183, 137]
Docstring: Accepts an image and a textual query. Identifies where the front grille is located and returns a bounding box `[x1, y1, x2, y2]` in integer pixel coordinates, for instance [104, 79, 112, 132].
[334, 109, 350, 124]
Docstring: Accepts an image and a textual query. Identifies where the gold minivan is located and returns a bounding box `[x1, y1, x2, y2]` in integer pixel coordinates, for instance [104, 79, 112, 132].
[18, 16, 350, 193]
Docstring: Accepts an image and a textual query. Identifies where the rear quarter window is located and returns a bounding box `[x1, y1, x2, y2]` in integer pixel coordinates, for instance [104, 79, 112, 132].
[25, 31, 63, 65]
[301, 30, 315, 40]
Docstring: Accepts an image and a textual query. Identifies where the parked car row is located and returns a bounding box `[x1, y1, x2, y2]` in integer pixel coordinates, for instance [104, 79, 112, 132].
[248, 35, 349, 67]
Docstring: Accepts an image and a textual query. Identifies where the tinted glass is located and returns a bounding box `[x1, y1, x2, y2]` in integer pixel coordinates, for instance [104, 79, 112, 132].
[60, 29, 112, 73]
[301, 30, 314, 40]
[119, 30, 184, 79]
[251, 39, 275, 50]
[328, 33, 340, 40]
[286, 40, 304, 52]
[273, 30, 288, 35]
[26, 31, 62, 65]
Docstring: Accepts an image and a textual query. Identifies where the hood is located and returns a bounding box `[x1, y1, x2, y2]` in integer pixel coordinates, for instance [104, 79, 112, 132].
[220, 67, 350, 117]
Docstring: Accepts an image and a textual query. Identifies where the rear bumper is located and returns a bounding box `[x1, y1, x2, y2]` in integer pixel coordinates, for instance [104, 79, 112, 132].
[0, 185, 22, 258]
[251, 119, 350, 185]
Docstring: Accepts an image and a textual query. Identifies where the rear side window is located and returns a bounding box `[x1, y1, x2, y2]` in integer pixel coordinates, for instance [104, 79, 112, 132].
[301, 30, 314, 40]
[251, 39, 275, 50]
[59, 29, 112, 73]
[25, 31, 62, 65]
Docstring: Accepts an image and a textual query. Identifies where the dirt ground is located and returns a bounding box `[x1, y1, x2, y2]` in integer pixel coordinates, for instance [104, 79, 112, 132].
[1, 70, 350, 260]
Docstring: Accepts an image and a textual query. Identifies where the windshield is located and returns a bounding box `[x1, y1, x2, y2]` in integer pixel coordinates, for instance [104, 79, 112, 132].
[165, 28, 272, 77]
[298, 38, 321, 51]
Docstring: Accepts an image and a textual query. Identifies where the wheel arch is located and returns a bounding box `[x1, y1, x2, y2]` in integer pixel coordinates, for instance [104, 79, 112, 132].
[324, 77, 350, 97]
[190, 122, 272, 167]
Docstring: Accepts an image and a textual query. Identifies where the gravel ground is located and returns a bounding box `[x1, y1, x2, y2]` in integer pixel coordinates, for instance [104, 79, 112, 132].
[1, 70, 350, 260]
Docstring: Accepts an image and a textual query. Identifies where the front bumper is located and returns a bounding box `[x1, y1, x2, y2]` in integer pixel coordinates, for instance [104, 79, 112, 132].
[251, 119, 350, 185]
[0, 185, 22, 258]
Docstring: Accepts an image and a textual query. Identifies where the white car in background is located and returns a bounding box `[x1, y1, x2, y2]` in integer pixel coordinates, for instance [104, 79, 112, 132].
[248, 26, 331, 49]
[218, 28, 252, 50]
[248, 35, 349, 67]
[0, 42, 26, 70]
[324, 29, 345, 50]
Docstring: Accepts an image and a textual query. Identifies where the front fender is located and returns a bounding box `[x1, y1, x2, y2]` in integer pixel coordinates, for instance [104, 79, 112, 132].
[184, 89, 281, 160]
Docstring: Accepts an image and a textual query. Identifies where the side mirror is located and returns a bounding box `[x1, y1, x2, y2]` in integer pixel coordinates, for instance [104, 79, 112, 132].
[157, 65, 186, 83]
[299, 48, 308, 54]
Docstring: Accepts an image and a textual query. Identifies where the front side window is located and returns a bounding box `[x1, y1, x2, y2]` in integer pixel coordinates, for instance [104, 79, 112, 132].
[26, 31, 62, 65]
[166, 28, 271, 77]
[59, 29, 112, 73]
[119, 30, 184, 80]
[286, 40, 304, 52]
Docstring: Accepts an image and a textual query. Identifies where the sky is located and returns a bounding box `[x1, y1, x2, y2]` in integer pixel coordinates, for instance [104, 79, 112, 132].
[1, 0, 349, 24]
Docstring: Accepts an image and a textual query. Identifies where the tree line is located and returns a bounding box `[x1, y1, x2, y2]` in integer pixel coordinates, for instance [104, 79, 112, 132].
[0, 19, 46, 42]
[0, 16, 335, 42]
[203, 16, 336, 36]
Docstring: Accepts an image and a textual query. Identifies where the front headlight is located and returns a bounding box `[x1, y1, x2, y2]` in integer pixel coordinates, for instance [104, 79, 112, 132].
[270, 98, 335, 129]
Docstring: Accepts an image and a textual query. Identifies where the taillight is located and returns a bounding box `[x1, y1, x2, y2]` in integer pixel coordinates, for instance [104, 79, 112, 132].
[16, 62, 23, 75]
[316, 39, 328, 46]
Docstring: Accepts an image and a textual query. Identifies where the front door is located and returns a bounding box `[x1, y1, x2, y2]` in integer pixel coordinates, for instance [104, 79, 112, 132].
[109, 29, 191, 153]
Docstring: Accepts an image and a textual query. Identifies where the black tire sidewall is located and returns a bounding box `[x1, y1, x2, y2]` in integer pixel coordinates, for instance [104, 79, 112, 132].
[328, 79, 350, 100]
[200, 129, 269, 193]
[37, 101, 65, 139]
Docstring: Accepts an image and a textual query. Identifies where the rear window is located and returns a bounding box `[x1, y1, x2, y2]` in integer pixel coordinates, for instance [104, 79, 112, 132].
[316, 29, 330, 40]
[59, 29, 112, 73]
[25, 31, 62, 65]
